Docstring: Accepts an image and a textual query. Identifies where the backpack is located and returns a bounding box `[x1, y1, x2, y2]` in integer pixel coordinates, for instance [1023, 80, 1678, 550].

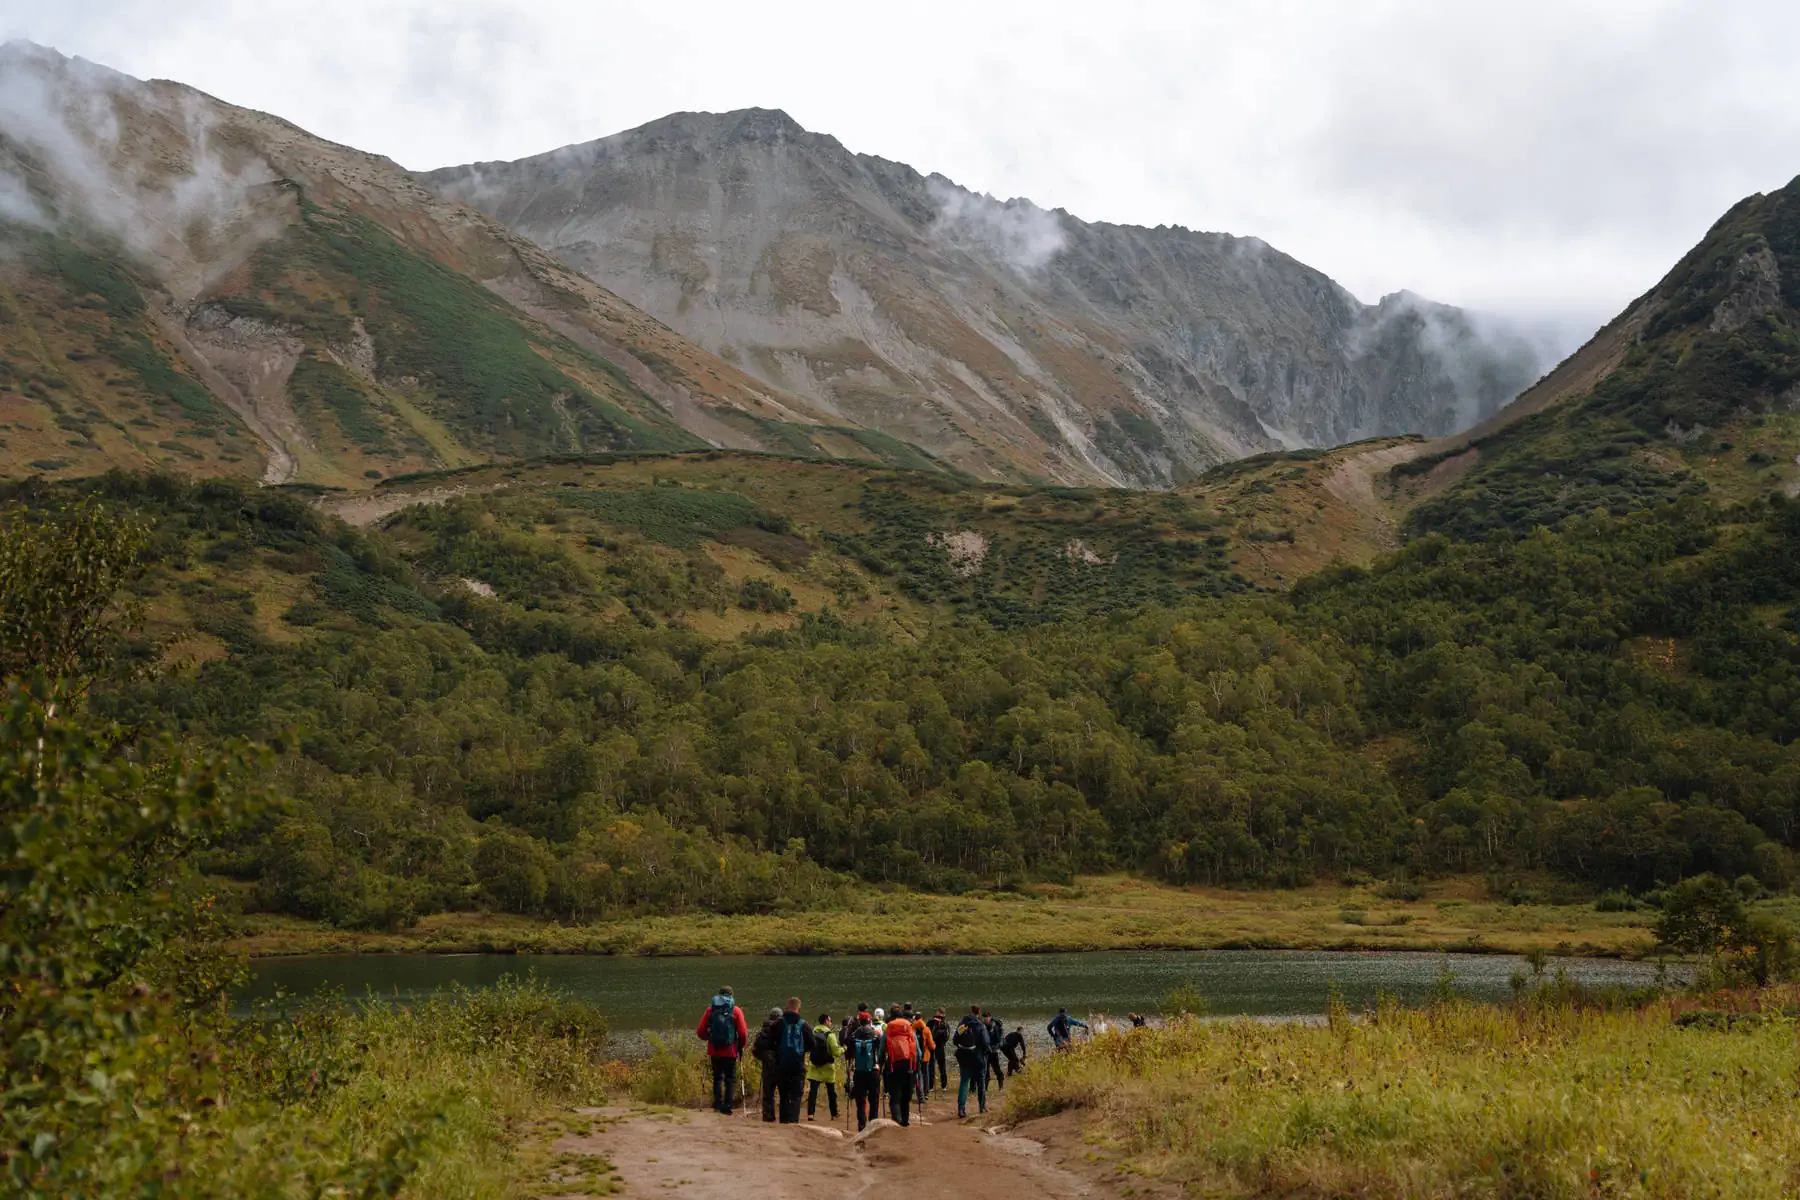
[953, 1020, 978, 1051]
[851, 1026, 881, 1073]
[884, 1021, 917, 1065]
[706, 998, 736, 1050]
[778, 1017, 808, 1072]
[810, 1027, 834, 1068]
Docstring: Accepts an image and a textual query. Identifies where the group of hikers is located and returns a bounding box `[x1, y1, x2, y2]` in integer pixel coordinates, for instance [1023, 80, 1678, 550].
[696, 987, 1093, 1128]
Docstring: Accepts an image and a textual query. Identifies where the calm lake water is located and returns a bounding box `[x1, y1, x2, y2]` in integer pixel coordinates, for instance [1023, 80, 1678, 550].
[243, 950, 1677, 1050]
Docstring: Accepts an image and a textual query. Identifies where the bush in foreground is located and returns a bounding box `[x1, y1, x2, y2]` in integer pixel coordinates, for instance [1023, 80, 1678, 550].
[1003, 997, 1800, 1198]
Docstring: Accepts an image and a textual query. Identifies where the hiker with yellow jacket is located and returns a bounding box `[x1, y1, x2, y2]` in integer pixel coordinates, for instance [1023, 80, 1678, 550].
[805, 1012, 842, 1121]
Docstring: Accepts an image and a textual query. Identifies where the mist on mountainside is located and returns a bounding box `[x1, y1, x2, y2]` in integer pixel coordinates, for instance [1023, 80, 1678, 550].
[425, 107, 1552, 486]
[0, 42, 285, 297]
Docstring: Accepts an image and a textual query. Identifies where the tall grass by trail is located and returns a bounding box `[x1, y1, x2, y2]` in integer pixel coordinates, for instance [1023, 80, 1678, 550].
[207, 977, 612, 1199]
[1004, 991, 1800, 1198]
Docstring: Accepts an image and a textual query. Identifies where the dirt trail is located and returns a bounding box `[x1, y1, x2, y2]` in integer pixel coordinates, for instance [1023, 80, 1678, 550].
[546, 1104, 1109, 1200]
[316, 481, 507, 527]
[1321, 440, 1426, 548]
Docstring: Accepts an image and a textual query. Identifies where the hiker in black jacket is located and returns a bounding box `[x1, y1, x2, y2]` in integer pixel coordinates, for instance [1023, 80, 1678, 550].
[927, 1008, 950, 1090]
[1000, 1027, 1027, 1077]
[752, 1006, 784, 1122]
[773, 996, 813, 1124]
[982, 1010, 1006, 1091]
[952, 1004, 992, 1117]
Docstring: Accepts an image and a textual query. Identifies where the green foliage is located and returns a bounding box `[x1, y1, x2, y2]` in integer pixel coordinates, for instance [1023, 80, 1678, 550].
[736, 576, 794, 613]
[1159, 981, 1208, 1018]
[827, 480, 1241, 627]
[290, 355, 390, 451]
[280, 200, 690, 456]
[34, 234, 144, 318]
[106, 331, 219, 416]
[563, 485, 762, 548]
[1656, 873, 1795, 985]
[1, 489, 619, 1196]
[16, 457, 1798, 929]
[0, 496, 147, 693]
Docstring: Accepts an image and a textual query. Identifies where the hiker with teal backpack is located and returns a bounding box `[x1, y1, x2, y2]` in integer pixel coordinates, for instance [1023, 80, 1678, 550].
[847, 1007, 884, 1128]
[774, 996, 813, 1124]
[805, 1012, 842, 1121]
[694, 985, 749, 1115]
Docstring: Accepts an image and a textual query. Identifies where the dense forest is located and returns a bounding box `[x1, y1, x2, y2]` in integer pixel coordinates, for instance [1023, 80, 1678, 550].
[7, 457, 1794, 931]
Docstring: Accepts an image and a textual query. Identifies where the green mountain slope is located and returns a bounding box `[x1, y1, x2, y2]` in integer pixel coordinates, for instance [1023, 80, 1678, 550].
[11, 450, 1795, 929]
[1405, 175, 1800, 539]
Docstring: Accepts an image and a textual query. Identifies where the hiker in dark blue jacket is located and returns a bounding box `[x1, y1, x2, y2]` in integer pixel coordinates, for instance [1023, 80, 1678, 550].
[952, 1004, 992, 1117]
[773, 996, 813, 1124]
[982, 1010, 1006, 1091]
[1047, 1007, 1089, 1050]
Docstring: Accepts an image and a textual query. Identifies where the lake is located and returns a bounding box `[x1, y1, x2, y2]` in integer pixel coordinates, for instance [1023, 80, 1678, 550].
[243, 950, 1677, 1051]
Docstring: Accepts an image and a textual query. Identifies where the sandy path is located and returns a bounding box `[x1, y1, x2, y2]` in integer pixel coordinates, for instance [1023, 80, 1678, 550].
[547, 1103, 1104, 1200]
[317, 481, 507, 526]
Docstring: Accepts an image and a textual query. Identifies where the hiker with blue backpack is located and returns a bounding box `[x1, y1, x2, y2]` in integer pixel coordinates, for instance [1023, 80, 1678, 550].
[694, 985, 750, 1115]
[773, 996, 813, 1124]
[952, 1004, 992, 1118]
[847, 1007, 884, 1129]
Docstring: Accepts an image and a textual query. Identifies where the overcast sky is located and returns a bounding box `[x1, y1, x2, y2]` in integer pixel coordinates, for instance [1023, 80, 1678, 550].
[8, 0, 1800, 347]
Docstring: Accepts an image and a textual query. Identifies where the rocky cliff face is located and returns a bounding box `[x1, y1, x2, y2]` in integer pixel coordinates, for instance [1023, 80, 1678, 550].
[427, 108, 1545, 486]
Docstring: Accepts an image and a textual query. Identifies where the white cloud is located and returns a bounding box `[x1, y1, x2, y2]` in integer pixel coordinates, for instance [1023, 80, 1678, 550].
[926, 178, 1065, 273]
[8, 0, 1800, 347]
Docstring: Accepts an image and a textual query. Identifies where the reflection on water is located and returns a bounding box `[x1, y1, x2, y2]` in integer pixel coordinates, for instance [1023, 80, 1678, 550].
[243, 949, 1677, 1052]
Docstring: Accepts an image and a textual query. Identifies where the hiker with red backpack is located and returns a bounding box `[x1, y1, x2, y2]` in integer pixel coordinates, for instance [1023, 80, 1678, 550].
[694, 985, 749, 1115]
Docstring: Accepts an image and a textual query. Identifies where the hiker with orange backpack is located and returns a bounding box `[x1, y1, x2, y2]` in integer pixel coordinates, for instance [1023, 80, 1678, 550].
[882, 1002, 920, 1127]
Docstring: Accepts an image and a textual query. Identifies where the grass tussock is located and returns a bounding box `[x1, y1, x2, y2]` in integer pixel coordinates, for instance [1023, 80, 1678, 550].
[1004, 993, 1800, 1198]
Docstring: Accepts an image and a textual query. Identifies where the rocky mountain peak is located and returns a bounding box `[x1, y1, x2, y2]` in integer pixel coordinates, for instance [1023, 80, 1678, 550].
[424, 113, 1547, 486]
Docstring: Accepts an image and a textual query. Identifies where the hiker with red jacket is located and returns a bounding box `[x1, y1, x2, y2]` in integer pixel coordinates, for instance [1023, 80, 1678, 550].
[694, 985, 750, 1115]
[882, 1002, 920, 1127]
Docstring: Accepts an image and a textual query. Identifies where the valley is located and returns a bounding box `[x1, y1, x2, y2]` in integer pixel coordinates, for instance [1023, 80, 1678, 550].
[9, 28, 1800, 1200]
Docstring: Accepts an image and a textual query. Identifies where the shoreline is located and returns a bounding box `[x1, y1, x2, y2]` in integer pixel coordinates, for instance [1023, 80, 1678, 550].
[227, 875, 1664, 961]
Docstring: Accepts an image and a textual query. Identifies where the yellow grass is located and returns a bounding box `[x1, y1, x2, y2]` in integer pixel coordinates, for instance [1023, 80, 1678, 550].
[1005, 994, 1800, 1198]
[230, 875, 1656, 959]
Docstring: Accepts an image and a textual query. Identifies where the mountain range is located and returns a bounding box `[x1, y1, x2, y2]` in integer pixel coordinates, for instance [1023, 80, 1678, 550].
[0, 43, 1543, 491]
[426, 108, 1548, 486]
